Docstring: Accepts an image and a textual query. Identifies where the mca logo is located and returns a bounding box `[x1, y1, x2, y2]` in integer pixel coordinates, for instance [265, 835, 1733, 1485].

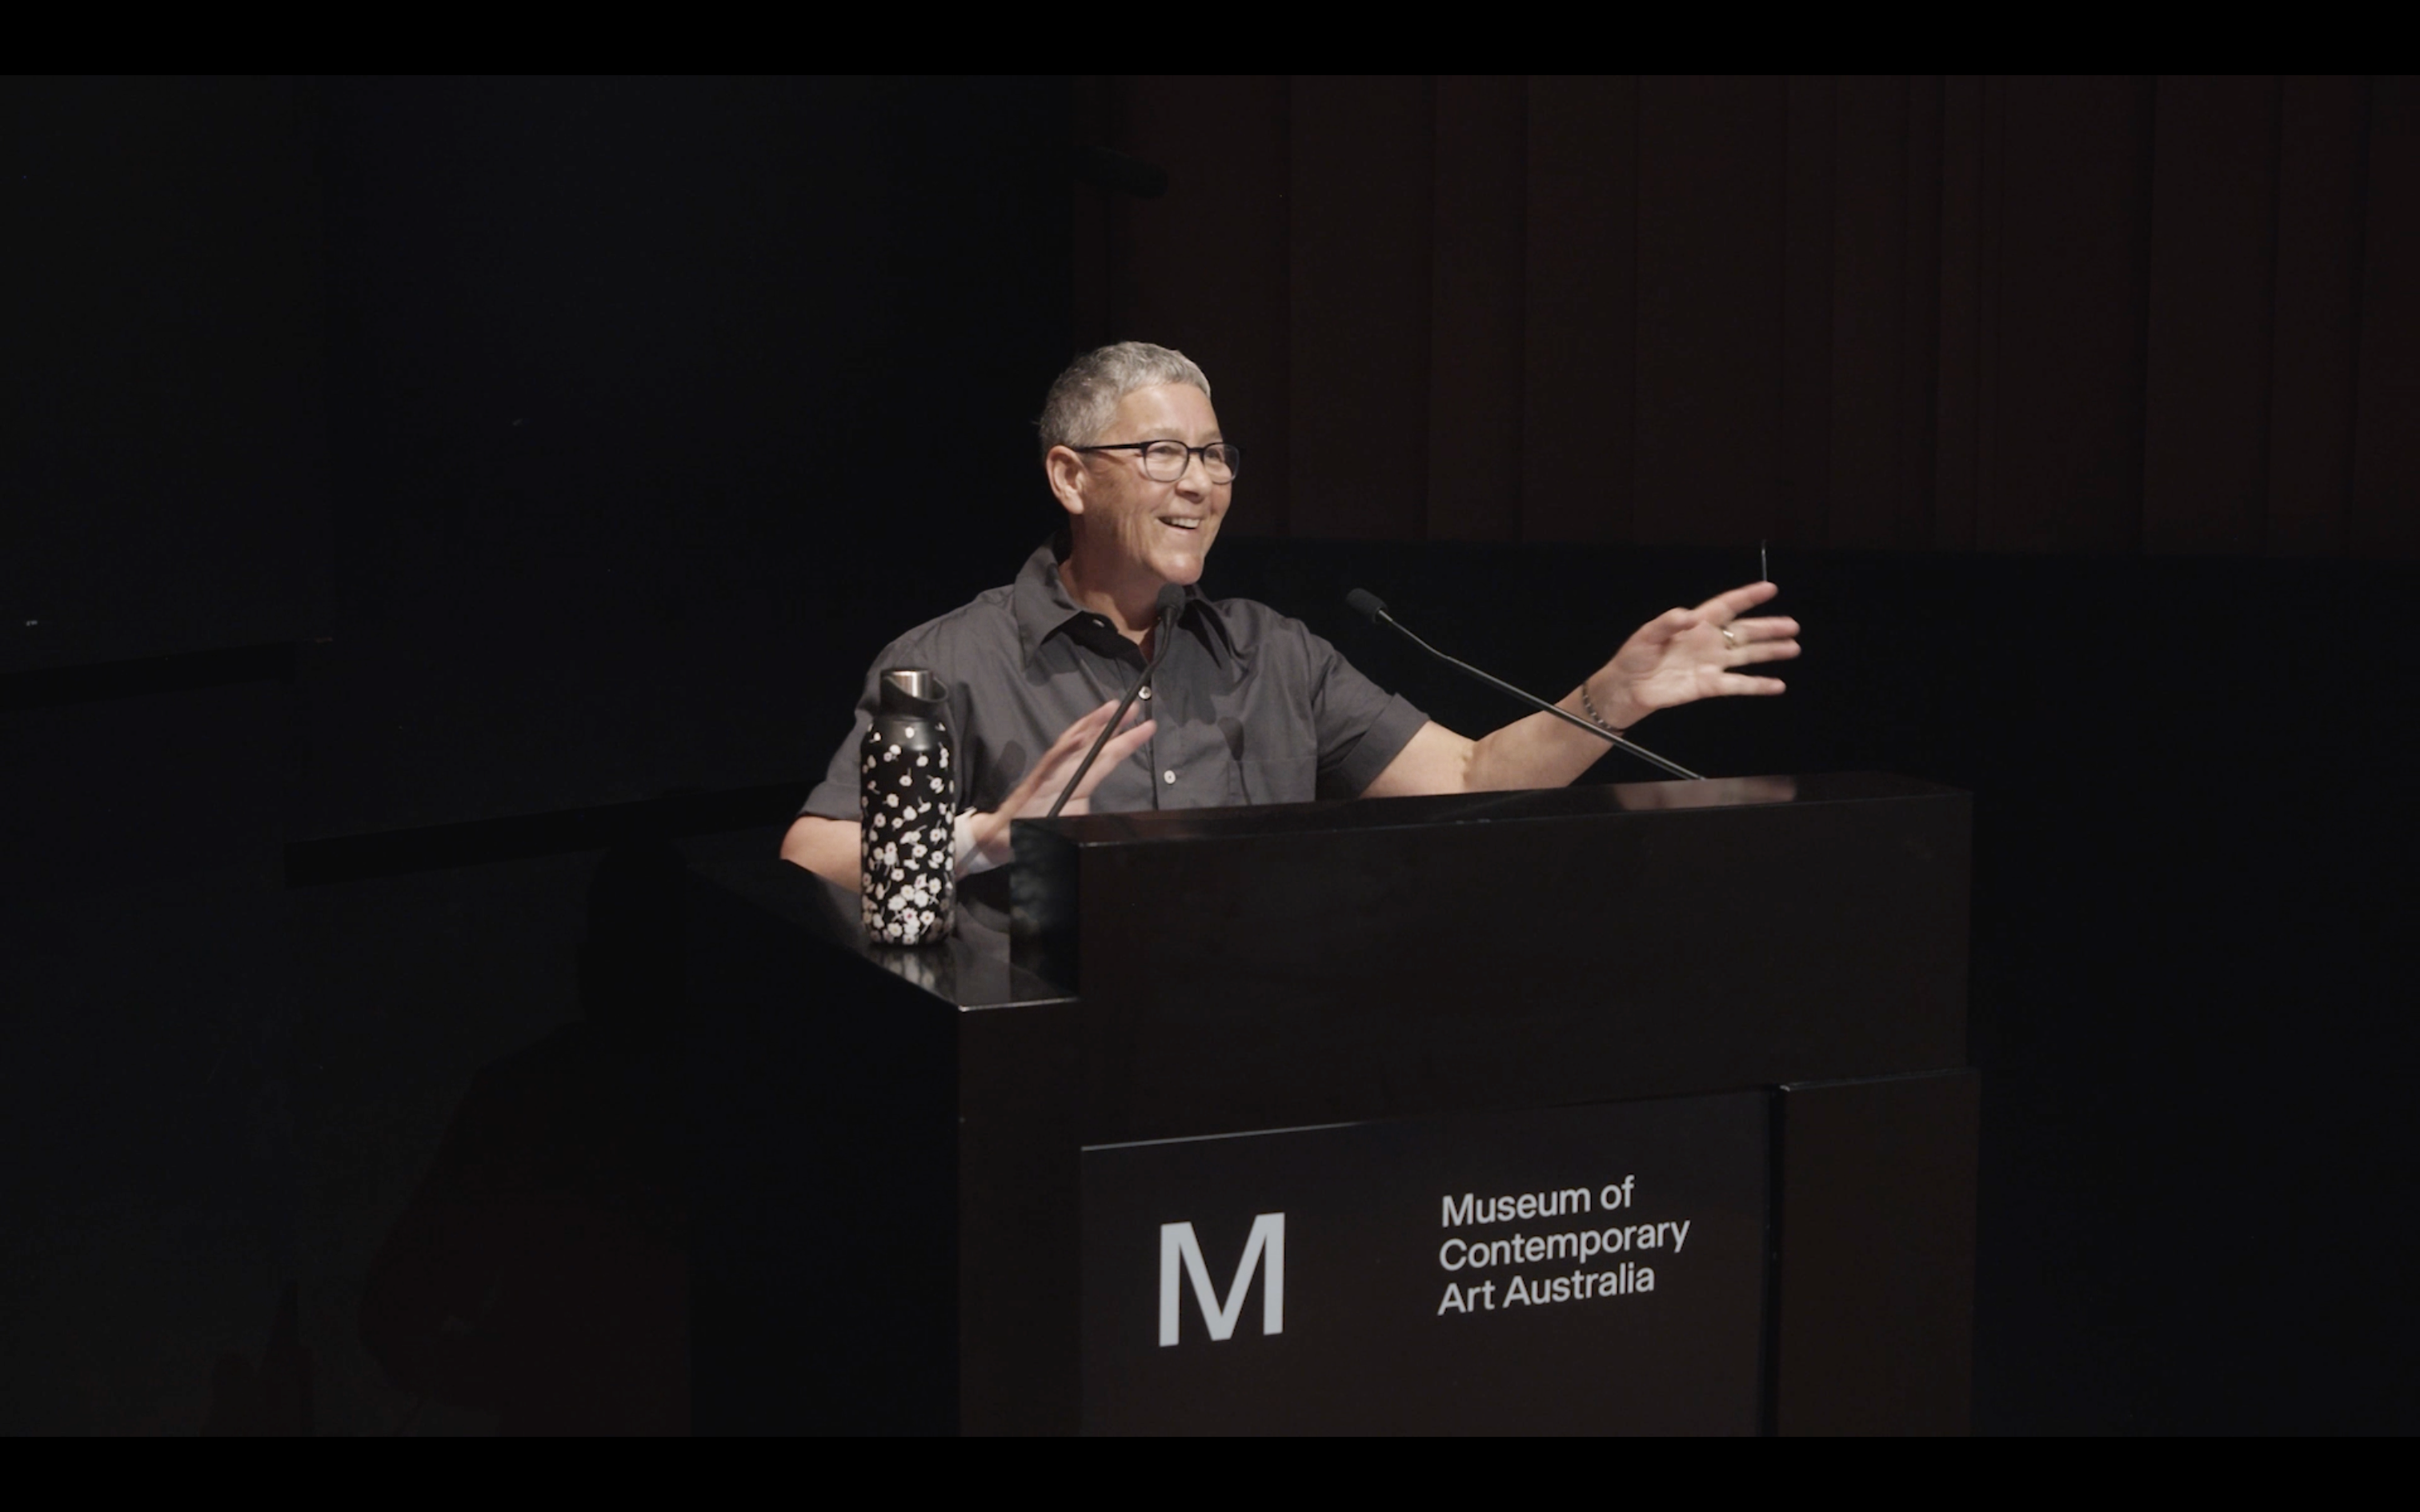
[1158, 1213, 1285, 1346]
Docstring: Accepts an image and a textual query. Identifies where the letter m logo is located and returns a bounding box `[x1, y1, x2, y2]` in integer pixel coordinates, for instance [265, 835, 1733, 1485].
[1159, 1214, 1284, 1346]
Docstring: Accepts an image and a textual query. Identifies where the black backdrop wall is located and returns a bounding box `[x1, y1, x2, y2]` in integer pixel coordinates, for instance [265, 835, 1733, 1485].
[2, 76, 2415, 1434]
[4, 75, 1078, 1435]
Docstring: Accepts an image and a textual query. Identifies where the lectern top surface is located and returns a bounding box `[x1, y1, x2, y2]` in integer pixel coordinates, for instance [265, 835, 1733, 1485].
[1019, 770, 1957, 848]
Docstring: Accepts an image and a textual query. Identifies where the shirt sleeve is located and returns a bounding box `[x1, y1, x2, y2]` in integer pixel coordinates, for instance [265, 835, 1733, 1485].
[1307, 629, 1429, 798]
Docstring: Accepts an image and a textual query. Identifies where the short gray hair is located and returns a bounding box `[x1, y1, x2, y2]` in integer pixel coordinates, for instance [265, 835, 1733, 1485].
[1037, 342, 1212, 456]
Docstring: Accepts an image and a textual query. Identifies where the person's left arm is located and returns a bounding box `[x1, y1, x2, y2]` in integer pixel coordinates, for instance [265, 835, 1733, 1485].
[1362, 582, 1799, 798]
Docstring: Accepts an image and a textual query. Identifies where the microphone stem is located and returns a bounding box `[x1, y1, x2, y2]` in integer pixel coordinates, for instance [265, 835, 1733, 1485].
[1378, 612, 1705, 782]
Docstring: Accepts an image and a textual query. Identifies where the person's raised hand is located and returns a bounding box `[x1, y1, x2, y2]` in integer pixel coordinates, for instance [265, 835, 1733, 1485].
[960, 700, 1156, 871]
[1590, 582, 1800, 729]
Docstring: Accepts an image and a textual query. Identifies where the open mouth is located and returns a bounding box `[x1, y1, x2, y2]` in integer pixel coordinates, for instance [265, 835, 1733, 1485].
[1159, 516, 1204, 533]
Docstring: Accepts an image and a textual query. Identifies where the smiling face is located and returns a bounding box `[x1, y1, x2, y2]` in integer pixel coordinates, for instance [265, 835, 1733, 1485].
[1051, 382, 1230, 594]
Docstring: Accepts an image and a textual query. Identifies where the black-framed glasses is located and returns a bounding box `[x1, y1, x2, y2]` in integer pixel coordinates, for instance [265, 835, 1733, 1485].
[1073, 439, 1243, 484]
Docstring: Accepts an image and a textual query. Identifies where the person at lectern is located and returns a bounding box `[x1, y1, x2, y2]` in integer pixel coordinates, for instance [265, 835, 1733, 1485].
[780, 342, 1800, 922]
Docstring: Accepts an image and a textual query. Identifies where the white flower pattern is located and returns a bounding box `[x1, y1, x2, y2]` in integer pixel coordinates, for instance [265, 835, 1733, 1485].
[859, 713, 958, 945]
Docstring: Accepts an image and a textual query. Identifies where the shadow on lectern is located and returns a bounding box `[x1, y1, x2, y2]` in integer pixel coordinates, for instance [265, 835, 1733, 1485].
[358, 843, 692, 1434]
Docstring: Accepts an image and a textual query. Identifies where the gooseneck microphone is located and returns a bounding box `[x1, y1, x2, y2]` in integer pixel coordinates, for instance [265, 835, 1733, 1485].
[1344, 589, 1706, 782]
[1048, 583, 1188, 818]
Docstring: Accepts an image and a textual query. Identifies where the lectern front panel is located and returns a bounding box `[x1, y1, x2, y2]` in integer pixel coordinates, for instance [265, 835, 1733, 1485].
[695, 774, 1974, 1434]
[1079, 1090, 1768, 1435]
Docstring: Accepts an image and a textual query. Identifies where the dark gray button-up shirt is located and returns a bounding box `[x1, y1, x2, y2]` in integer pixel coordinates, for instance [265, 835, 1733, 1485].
[801, 541, 1428, 916]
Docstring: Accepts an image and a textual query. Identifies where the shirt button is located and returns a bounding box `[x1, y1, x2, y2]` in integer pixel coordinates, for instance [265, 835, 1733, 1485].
[1138, 686, 1152, 700]
[1162, 769, 1176, 785]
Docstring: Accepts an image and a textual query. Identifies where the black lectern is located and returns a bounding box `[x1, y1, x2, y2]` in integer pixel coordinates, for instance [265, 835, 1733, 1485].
[687, 773, 1973, 1435]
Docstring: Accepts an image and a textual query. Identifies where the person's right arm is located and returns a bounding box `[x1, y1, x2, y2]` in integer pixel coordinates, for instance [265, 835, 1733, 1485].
[779, 814, 863, 890]
[780, 700, 1156, 892]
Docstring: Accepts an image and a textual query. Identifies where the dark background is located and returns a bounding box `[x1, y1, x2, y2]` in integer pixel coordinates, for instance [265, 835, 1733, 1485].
[2, 75, 2414, 1434]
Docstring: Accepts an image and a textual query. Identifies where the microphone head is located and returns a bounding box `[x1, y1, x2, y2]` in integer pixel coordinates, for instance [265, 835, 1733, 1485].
[1154, 583, 1187, 622]
[1344, 587, 1388, 625]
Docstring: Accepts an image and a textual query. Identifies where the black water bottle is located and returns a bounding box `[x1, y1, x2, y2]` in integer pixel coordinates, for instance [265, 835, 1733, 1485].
[859, 668, 956, 945]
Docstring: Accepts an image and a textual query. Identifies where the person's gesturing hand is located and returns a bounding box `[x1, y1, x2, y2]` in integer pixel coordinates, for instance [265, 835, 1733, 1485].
[1589, 582, 1801, 730]
[959, 699, 1157, 874]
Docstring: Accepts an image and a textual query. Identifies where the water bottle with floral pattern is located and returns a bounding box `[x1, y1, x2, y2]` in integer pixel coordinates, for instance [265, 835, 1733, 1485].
[859, 668, 956, 945]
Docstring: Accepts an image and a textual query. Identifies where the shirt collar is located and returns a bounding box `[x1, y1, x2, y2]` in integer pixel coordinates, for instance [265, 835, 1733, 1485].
[1011, 537, 1238, 670]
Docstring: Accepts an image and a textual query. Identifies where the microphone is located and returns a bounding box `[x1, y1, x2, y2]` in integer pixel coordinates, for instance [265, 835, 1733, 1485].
[1344, 589, 1706, 782]
[1047, 583, 1187, 818]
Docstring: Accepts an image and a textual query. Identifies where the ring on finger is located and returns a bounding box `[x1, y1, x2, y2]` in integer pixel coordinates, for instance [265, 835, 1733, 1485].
[1719, 624, 1738, 650]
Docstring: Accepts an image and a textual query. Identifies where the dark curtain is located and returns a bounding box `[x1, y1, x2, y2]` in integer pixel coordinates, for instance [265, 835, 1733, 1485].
[1079, 75, 2418, 558]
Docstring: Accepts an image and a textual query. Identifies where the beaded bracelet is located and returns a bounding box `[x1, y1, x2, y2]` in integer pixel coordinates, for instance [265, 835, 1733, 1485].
[1579, 682, 1629, 738]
